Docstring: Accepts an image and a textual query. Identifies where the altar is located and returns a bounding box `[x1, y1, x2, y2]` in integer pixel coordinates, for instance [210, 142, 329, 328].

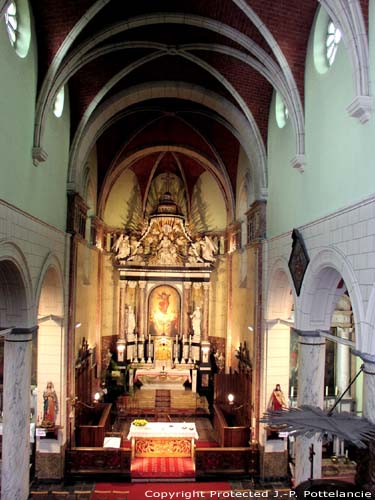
[127, 421, 198, 458]
[134, 368, 191, 390]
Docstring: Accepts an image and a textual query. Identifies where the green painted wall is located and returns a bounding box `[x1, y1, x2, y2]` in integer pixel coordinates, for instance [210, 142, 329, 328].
[267, 7, 375, 238]
[0, 4, 70, 230]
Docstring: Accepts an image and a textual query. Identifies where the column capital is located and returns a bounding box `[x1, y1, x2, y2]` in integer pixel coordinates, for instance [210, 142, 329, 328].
[119, 280, 127, 290]
[5, 326, 37, 343]
[193, 282, 202, 290]
[353, 350, 375, 365]
[183, 281, 192, 289]
[203, 282, 210, 291]
[292, 328, 326, 346]
[128, 281, 138, 289]
[138, 281, 147, 289]
[292, 327, 321, 338]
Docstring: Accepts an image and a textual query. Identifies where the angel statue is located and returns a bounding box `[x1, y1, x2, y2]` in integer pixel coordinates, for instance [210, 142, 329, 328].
[112, 234, 130, 260]
[200, 235, 218, 262]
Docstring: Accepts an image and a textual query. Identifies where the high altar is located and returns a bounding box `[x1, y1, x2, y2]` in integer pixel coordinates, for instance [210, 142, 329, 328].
[112, 190, 218, 388]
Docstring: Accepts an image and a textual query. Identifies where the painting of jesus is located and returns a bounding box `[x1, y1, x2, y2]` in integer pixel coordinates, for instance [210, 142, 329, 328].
[148, 285, 180, 336]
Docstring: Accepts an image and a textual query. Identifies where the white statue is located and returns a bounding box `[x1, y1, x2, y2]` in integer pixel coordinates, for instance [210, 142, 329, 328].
[187, 241, 203, 263]
[127, 305, 136, 337]
[156, 235, 179, 265]
[200, 235, 217, 262]
[190, 306, 202, 338]
[113, 234, 130, 259]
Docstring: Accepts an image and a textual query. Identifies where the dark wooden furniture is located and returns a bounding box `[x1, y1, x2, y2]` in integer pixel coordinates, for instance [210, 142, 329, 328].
[76, 403, 112, 447]
[213, 403, 250, 447]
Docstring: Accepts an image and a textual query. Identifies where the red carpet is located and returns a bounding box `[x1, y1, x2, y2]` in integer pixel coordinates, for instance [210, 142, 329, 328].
[94, 482, 231, 500]
[131, 456, 195, 479]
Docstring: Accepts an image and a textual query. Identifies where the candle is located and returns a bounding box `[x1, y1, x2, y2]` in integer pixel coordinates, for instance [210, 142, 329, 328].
[345, 449, 348, 458]
[189, 334, 192, 345]
[290, 386, 294, 398]
[325, 386, 328, 396]
[335, 386, 338, 396]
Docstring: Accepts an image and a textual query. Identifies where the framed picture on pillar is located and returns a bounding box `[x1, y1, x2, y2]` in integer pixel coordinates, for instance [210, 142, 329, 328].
[288, 229, 309, 296]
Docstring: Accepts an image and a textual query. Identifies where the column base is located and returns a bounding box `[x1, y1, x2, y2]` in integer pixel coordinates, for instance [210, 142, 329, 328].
[35, 445, 65, 480]
[259, 442, 288, 481]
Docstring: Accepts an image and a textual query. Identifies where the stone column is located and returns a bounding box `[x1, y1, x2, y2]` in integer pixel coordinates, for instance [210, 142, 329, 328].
[202, 282, 210, 341]
[2, 327, 34, 500]
[137, 281, 146, 337]
[183, 281, 192, 336]
[294, 329, 326, 485]
[118, 281, 126, 339]
[117, 281, 127, 362]
[361, 356, 375, 495]
[336, 327, 351, 396]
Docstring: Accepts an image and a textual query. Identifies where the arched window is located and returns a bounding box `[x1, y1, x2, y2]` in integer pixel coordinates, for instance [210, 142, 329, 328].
[53, 87, 65, 118]
[275, 92, 289, 129]
[326, 20, 342, 66]
[5, 1, 18, 47]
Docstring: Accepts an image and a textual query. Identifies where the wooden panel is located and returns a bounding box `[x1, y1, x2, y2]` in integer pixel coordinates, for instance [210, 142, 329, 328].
[213, 404, 250, 447]
[77, 403, 112, 447]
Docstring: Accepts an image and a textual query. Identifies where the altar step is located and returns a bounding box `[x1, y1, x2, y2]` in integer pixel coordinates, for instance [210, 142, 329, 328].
[116, 390, 209, 420]
[131, 456, 195, 481]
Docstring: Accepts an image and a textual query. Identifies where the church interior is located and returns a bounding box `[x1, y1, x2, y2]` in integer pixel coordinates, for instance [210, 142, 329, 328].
[1, 0, 375, 498]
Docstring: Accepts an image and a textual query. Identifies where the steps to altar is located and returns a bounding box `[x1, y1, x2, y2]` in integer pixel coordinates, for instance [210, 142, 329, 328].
[116, 389, 209, 420]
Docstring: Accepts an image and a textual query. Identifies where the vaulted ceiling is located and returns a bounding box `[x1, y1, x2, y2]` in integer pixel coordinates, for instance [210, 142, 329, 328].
[23, 0, 368, 221]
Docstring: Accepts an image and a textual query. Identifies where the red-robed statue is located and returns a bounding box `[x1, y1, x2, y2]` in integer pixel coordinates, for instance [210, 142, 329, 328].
[268, 384, 288, 411]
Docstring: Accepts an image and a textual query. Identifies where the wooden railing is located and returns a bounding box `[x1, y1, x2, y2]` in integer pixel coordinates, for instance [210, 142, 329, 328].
[213, 403, 250, 447]
[66, 447, 131, 477]
[195, 445, 258, 477]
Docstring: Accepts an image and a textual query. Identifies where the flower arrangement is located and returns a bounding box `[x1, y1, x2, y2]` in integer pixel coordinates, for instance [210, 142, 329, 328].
[132, 419, 148, 426]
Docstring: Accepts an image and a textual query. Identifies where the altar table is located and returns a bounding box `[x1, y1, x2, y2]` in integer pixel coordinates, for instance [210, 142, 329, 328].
[127, 422, 198, 458]
[134, 368, 191, 390]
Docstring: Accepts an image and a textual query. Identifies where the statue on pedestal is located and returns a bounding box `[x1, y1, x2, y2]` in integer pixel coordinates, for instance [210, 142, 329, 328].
[190, 306, 202, 338]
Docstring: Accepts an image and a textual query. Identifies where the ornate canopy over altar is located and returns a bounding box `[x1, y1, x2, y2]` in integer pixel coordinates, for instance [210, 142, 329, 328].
[111, 189, 218, 378]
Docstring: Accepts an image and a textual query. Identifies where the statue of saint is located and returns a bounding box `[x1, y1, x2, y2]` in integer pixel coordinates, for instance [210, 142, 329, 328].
[127, 305, 136, 337]
[113, 234, 130, 260]
[268, 384, 288, 411]
[190, 306, 202, 337]
[200, 235, 217, 262]
[42, 381, 58, 428]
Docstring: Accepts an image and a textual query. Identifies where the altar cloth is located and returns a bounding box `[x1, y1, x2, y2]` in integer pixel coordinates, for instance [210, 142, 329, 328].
[127, 421, 198, 440]
[134, 368, 191, 389]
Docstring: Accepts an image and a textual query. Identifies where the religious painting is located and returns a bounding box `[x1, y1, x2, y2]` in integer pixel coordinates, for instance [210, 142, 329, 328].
[288, 229, 309, 296]
[148, 285, 180, 336]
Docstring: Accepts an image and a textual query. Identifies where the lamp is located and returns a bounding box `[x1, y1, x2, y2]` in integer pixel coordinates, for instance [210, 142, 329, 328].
[75, 322, 82, 328]
[68, 395, 98, 409]
[228, 393, 234, 405]
[116, 338, 126, 362]
[248, 326, 253, 332]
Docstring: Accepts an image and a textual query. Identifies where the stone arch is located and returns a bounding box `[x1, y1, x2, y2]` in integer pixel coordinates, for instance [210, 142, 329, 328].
[0, 240, 33, 327]
[266, 258, 296, 322]
[36, 257, 65, 430]
[263, 259, 296, 444]
[319, 0, 371, 123]
[98, 145, 235, 225]
[297, 247, 364, 349]
[34, 13, 304, 167]
[69, 81, 267, 201]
